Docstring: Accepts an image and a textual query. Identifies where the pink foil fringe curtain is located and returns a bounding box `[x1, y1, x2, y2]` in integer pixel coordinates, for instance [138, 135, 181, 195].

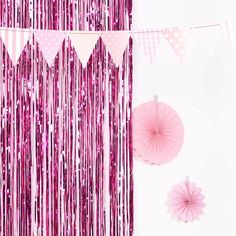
[0, 0, 133, 235]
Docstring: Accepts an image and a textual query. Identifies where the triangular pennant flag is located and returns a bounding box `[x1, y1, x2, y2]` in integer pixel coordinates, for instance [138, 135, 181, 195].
[0, 29, 30, 65]
[193, 26, 220, 56]
[222, 20, 236, 50]
[135, 30, 160, 64]
[34, 30, 65, 66]
[161, 27, 186, 60]
[69, 32, 99, 68]
[101, 31, 130, 67]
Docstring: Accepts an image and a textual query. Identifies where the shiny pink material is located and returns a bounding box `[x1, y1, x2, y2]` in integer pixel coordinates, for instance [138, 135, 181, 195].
[132, 101, 184, 165]
[0, 0, 133, 235]
[168, 177, 205, 222]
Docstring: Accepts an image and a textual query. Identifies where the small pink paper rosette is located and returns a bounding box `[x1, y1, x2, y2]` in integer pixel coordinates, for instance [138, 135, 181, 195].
[167, 177, 205, 222]
[132, 99, 184, 165]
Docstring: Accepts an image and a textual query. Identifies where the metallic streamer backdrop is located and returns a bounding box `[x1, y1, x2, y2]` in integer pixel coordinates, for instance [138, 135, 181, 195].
[0, 0, 133, 235]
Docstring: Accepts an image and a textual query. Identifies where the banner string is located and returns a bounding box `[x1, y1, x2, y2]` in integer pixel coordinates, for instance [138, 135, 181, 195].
[0, 23, 223, 34]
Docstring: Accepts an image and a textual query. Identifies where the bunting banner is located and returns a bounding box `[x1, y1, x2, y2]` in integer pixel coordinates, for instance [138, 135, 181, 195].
[0, 20, 236, 67]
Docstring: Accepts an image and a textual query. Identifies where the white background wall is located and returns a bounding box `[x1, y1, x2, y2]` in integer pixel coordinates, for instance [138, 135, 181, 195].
[132, 1, 236, 235]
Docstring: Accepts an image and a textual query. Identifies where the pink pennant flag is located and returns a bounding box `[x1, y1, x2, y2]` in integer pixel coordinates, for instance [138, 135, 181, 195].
[161, 27, 186, 60]
[222, 20, 236, 50]
[0, 28, 30, 65]
[34, 30, 65, 66]
[69, 32, 99, 68]
[135, 30, 160, 64]
[101, 31, 130, 67]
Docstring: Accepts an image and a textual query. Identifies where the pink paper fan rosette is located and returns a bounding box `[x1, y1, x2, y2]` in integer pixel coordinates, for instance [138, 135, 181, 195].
[132, 101, 184, 165]
[167, 177, 205, 222]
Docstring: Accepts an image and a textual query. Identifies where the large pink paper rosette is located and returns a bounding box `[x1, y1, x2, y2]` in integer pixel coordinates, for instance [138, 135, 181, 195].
[167, 177, 205, 222]
[132, 100, 184, 165]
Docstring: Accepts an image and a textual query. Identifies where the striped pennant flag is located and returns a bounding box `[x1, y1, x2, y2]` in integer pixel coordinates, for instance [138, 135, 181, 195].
[0, 28, 30, 66]
[222, 20, 236, 50]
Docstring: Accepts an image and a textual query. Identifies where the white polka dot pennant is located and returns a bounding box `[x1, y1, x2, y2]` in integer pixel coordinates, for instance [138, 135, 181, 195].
[161, 27, 186, 61]
[34, 30, 65, 66]
[101, 31, 130, 67]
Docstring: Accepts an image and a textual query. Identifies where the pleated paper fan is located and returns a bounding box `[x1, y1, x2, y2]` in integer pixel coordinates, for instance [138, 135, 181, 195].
[132, 100, 184, 165]
[167, 177, 205, 222]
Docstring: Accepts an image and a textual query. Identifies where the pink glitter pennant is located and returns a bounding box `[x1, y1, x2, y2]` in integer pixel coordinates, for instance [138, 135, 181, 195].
[0, 0, 133, 236]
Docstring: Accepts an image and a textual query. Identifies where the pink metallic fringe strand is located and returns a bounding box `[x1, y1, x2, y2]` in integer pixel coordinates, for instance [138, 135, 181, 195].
[0, 0, 133, 235]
